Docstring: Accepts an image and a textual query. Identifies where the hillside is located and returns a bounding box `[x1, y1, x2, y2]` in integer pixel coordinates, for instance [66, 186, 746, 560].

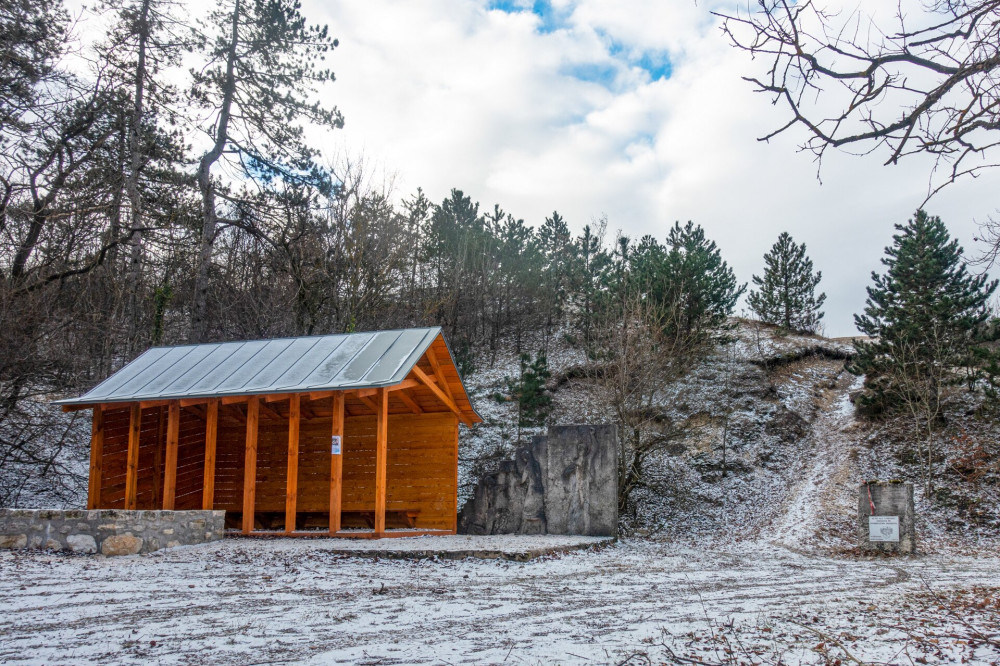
[459, 320, 1000, 553]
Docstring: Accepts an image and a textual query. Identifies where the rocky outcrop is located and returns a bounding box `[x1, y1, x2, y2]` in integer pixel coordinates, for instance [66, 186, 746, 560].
[459, 425, 618, 537]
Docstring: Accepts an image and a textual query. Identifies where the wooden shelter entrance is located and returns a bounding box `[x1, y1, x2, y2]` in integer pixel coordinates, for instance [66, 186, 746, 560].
[57, 328, 480, 538]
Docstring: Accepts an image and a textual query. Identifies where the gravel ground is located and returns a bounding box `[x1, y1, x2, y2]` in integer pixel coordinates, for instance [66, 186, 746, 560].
[0, 536, 998, 665]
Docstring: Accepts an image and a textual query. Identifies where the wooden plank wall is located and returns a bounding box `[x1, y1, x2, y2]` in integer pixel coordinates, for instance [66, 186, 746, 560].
[99, 407, 131, 508]
[98, 405, 206, 510]
[342, 412, 458, 531]
[98, 404, 458, 531]
[211, 410, 458, 531]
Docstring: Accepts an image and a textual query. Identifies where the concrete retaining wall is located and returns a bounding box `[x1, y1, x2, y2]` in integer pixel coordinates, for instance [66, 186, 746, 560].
[458, 424, 618, 537]
[0, 509, 225, 556]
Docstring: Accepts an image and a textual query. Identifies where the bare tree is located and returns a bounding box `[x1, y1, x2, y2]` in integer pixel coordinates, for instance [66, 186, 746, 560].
[885, 328, 952, 498]
[594, 286, 707, 518]
[716, 1, 1000, 195]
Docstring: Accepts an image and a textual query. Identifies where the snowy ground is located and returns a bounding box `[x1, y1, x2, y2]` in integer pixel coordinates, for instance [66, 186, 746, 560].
[1, 537, 999, 665]
[4, 326, 1000, 664]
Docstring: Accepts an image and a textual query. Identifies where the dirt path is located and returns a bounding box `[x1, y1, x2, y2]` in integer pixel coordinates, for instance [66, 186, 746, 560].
[769, 371, 865, 552]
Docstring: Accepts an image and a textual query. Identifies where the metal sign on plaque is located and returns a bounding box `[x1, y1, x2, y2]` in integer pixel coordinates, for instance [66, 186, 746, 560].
[869, 516, 899, 542]
[331, 435, 342, 455]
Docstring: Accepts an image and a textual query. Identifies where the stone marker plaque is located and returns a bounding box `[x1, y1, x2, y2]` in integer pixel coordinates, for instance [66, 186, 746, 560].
[858, 482, 915, 554]
[869, 515, 899, 542]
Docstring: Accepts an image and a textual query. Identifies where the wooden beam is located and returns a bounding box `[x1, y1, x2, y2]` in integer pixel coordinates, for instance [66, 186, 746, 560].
[389, 378, 420, 392]
[308, 390, 335, 401]
[222, 395, 248, 405]
[259, 401, 282, 420]
[329, 392, 344, 535]
[358, 395, 380, 413]
[426, 347, 455, 403]
[162, 401, 180, 510]
[285, 394, 300, 534]
[179, 397, 209, 407]
[410, 365, 471, 426]
[202, 400, 218, 510]
[396, 390, 422, 414]
[242, 397, 260, 534]
[139, 399, 171, 409]
[87, 408, 104, 509]
[124, 403, 141, 510]
[265, 393, 293, 403]
[185, 404, 207, 420]
[350, 387, 379, 399]
[152, 407, 165, 506]
[452, 415, 459, 534]
[374, 387, 388, 536]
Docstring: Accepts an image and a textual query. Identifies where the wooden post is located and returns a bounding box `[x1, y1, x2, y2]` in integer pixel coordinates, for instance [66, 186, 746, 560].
[374, 387, 388, 536]
[202, 400, 218, 510]
[242, 396, 260, 534]
[152, 407, 165, 505]
[285, 394, 300, 534]
[124, 403, 141, 510]
[162, 401, 180, 510]
[452, 415, 459, 534]
[329, 392, 344, 535]
[87, 408, 104, 509]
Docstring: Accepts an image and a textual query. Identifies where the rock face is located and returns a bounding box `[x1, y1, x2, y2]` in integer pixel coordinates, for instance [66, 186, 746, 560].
[858, 482, 916, 554]
[459, 424, 618, 537]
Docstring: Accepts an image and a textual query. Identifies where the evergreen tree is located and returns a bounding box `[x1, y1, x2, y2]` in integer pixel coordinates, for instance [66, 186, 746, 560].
[189, 0, 343, 342]
[849, 210, 998, 494]
[748, 232, 826, 334]
[504, 352, 552, 444]
[630, 221, 745, 342]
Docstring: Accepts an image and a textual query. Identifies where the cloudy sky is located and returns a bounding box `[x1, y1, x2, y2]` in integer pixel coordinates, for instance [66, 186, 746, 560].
[69, 0, 997, 337]
[298, 0, 1000, 337]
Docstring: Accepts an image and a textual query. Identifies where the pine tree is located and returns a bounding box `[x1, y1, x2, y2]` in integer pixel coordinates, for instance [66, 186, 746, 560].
[849, 210, 997, 495]
[505, 352, 552, 444]
[748, 232, 826, 334]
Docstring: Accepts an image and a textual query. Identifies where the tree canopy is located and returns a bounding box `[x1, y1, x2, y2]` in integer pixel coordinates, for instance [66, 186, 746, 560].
[748, 232, 825, 334]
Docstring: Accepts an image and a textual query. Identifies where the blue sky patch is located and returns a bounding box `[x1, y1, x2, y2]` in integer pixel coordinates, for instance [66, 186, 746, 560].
[489, 1, 563, 34]
[595, 30, 672, 82]
[561, 62, 620, 87]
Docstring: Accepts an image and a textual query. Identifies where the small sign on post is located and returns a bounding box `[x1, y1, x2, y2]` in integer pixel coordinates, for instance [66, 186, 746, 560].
[868, 515, 899, 542]
[331, 435, 341, 455]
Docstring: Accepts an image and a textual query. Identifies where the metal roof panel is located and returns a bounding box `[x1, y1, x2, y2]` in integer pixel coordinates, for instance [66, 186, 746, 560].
[54, 327, 462, 407]
[335, 331, 400, 384]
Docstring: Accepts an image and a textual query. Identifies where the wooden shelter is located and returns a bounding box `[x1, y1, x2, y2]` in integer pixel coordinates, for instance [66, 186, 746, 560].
[56, 328, 481, 538]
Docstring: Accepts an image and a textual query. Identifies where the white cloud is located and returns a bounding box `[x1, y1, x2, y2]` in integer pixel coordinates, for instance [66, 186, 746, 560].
[305, 0, 1000, 336]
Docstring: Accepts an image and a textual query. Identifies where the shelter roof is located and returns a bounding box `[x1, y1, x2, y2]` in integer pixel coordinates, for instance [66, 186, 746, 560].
[56, 327, 479, 421]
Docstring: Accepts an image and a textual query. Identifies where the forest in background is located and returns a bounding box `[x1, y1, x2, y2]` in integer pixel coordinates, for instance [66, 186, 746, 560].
[0, 0, 754, 505]
[3, 0, 999, 518]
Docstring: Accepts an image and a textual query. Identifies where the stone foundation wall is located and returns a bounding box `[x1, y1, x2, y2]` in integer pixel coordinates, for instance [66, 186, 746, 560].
[0, 509, 225, 556]
[459, 424, 618, 537]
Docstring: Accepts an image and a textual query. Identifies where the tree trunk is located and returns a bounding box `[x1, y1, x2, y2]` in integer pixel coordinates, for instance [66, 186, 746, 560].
[126, 0, 152, 348]
[190, 0, 240, 343]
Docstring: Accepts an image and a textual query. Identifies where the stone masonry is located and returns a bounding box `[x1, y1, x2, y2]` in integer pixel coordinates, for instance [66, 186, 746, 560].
[459, 424, 618, 537]
[0, 509, 225, 556]
[858, 482, 916, 554]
